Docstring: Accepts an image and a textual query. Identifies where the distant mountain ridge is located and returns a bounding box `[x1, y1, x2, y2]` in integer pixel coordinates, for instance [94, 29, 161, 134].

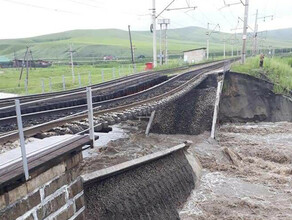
[0, 26, 291, 60]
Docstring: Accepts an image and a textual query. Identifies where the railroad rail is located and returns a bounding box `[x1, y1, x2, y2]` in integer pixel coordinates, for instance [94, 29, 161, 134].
[0, 61, 221, 120]
[0, 64, 198, 109]
[0, 59, 233, 144]
[0, 60, 225, 111]
[0, 71, 167, 117]
[0, 60, 226, 133]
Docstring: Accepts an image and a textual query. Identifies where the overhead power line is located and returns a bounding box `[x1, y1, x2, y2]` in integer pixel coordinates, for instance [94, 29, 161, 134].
[156, 0, 176, 18]
[1, 0, 76, 14]
[66, 0, 102, 9]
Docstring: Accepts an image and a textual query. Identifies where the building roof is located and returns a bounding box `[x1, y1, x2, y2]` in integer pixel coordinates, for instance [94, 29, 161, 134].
[183, 47, 207, 53]
[0, 56, 10, 63]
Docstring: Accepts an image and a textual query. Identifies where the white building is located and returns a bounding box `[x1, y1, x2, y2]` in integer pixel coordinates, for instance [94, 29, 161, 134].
[183, 48, 206, 64]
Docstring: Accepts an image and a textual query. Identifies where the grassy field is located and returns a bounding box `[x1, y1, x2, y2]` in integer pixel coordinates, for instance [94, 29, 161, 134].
[2, 54, 292, 95]
[231, 55, 292, 93]
[0, 62, 146, 95]
[1, 27, 291, 60]
[0, 56, 234, 95]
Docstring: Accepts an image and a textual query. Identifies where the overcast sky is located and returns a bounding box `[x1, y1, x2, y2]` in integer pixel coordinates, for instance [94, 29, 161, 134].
[0, 0, 291, 39]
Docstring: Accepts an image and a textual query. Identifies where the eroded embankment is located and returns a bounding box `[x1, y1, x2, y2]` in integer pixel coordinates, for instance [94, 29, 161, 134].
[151, 74, 218, 135]
[219, 71, 292, 123]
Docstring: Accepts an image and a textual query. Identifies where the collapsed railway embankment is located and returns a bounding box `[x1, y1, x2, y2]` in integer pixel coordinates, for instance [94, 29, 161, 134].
[151, 74, 218, 135]
[3, 65, 292, 219]
[219, 71, 292, 123]
[151, 71, 292, 137]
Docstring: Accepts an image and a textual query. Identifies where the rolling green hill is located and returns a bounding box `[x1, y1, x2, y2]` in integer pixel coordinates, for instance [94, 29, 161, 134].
[0, 26, 291, 61]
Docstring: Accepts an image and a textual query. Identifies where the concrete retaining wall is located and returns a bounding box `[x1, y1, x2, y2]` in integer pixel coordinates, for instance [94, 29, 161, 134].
[0, 152, 85, 220]
[83, 144, 201, 220]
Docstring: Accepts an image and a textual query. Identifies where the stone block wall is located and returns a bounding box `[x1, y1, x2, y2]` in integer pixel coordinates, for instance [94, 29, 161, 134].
[0, 152, 85, 220]
[84, 149, 198, 219]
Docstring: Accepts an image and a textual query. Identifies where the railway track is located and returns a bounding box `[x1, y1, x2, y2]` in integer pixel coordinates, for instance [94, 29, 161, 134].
[0, 60, 224, 111]
[0, 71, 167, 118]
[0, 61, 223, 130]
[0, 63, 204, 108]
[0, 61, 220, 120]
[0, 60, 232, 144]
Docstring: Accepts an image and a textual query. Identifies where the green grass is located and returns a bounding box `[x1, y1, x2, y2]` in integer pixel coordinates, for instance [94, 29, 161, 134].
[231, 55, 292, 94]
[0, 63, 146, 95]
[153, 59, 186, 71]
[1, 27, 291, 60]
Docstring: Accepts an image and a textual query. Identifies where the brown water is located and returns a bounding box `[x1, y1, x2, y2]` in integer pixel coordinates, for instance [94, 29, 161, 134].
[80, 120, 292, 219]
[180, 122, 292, 220]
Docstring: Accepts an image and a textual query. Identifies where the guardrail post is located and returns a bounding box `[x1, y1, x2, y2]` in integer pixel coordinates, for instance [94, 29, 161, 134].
[88, 71, 92, 85]
[49, 77, 52, 92]
[86, 87, 96, 148]
[145, 110, 156, 136]
[15, 99, 29, 180]
[112, 67, 115, 79]
[211, 80, 223, 139]
[78, 73, 81, 88]
[62, 75, 66, 91]
[25, 78, 28, 95]
[101, 69, 104, 82]
[41, 79, 45, 93]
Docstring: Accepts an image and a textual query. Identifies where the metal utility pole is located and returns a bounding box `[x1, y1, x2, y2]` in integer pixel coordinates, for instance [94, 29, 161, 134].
[223, 34, 226, 58]
[207, 23, 210, 60]
[69, 45, 75, 83]
[153, 0, 190, 65]
[159, 23, 162, 65]
[18, 46, 29, 87]
[206, 23, 220, 60]
[158, 18, 170, 65]
[241, 0, 249, 64]
[128, 25, 136, 71]
[253, 11, 273, 56]
[152, 0, 157, 67]
[165, 22, 169, 64]
[231, 34, 236, 57]
[14, 51, 18, 69]
[253, 9, 258, 56]
[133, 46, 136, 72]
[26, 49, 29, 85]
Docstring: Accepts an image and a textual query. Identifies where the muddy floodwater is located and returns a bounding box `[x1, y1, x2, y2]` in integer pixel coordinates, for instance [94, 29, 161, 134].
[180, 122, 292, 219]
[81, 120, 292, 219]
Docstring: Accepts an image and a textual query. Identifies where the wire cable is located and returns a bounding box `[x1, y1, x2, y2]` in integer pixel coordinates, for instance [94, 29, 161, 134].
[1, 0, 77, 14]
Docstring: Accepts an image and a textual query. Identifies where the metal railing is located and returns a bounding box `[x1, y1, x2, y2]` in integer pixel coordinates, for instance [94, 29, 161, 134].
[10, 86, 97, 180]
[0, 64, 141, 95]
